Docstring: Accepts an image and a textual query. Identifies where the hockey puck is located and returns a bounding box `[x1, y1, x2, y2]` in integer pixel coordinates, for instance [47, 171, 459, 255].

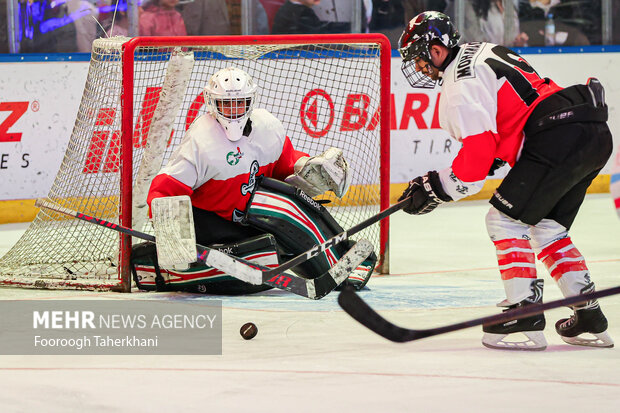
[240, 322, 258, 340]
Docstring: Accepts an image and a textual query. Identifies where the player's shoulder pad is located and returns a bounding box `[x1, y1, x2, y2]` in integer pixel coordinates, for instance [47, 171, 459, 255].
[250, 108, 286, 141]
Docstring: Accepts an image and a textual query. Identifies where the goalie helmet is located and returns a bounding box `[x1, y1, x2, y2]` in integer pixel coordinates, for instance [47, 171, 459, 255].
[204, 67, 258, 141]
[398, 11, 460, 89]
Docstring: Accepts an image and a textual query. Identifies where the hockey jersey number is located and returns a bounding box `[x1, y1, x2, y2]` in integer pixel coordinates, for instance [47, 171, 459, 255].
[485, 45, 541, 106]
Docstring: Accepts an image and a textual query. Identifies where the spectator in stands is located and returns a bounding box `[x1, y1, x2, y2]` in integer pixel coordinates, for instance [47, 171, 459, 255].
[403, 0, 446, 20]
[104, 0, 130, 37]
[67, 0, 99, 52]
[0, 0, 9, 53]
[445, 0, 528, 46]
[614, 0, 620, 45]
[252, 0, 271, 35]
[179, 0, 230, 35]
[518, 0, 592, 46]
[271, 0, 350, 35]
[19, 0, 78, 53]
[139, 0, 187, 36]
[369, 0, 406, 47]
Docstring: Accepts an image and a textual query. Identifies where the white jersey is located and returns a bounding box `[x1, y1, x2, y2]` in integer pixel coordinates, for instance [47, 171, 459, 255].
[148, 108, 307, 221]
[436, 42, 562, 200]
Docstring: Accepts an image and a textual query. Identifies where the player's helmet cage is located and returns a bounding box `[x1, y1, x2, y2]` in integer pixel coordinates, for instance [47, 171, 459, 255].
[205, 67, 258, 141]
[398, 11, 461, 88]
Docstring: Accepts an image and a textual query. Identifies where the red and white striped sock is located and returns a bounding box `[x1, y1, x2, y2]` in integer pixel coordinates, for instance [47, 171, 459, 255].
[493, 238, 538, 304]
[537, 237, 590, 298]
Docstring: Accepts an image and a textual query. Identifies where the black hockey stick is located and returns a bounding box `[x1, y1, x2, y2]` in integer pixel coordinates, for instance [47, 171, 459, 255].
[338, 285, 620, 342]
[221, 197, 410, 282]
[35, 199, 372, 299]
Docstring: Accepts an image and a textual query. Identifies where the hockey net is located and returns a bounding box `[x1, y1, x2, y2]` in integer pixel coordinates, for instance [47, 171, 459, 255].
[0, 35, 391, 291]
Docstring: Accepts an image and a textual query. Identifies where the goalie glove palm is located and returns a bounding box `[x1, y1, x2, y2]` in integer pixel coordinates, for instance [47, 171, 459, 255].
[286, 147, 352, 198]
[399, 171, 452, 215]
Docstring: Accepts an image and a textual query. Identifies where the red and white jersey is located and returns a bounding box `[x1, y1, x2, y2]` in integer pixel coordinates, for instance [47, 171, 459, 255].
[148, 108, 308, 220]
[436, 42, 562, 200]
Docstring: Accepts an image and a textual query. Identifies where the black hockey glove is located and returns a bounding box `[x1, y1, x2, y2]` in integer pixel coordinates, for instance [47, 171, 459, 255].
[398, 171, 452, 215]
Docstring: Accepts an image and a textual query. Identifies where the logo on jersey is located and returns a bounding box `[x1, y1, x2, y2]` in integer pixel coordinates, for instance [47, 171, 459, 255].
[455, 42, 483, 80]
[448, 171, 469, 195]
[241, 160, 260, 196]
[226, 147, 244, 166]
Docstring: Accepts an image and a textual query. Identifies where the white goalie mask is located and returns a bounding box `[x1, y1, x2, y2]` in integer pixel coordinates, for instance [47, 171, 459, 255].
[204, 67, 258, 142]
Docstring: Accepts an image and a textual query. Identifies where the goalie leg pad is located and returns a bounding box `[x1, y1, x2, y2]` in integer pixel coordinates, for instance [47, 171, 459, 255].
[130, 234, 279, 294]
[245, 178, 370, 282]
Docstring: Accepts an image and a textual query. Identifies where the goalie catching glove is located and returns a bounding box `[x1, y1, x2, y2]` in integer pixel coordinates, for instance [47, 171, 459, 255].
[285, 147, 352, 198]
[398, 171, 452, 215]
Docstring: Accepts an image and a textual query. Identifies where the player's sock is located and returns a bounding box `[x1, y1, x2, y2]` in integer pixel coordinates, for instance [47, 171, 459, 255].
[537, 238, 614, 348]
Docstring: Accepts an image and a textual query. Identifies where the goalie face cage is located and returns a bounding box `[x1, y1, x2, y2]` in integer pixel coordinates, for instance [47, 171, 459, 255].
[0, 34, 391, 291]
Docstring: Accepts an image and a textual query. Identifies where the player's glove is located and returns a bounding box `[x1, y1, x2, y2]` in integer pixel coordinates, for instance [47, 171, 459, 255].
[398, 171, 452, 215]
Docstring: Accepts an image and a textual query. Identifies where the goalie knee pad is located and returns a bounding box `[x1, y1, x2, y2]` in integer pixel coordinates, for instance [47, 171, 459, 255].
[130, 234, 279, 294]
[244, 177, 359, 279]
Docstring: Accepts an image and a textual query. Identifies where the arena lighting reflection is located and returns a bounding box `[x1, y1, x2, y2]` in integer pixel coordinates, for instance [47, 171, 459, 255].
[21, 0, 148, 36]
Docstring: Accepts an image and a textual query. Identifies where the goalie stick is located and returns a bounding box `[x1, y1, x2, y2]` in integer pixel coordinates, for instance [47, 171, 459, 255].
[338, 284, 620, 343]
[35, 198, 373, 299]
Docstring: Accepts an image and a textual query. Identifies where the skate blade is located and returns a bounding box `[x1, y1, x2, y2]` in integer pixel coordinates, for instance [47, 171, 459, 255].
[482, 331, 547, 351]
[560, 331, 614, 348]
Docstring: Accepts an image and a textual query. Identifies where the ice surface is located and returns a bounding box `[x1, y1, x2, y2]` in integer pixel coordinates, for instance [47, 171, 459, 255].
[0, 195, 619, 412]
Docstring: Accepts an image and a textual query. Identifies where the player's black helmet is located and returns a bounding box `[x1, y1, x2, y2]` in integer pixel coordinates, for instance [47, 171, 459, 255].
[398, 11, 461, 88]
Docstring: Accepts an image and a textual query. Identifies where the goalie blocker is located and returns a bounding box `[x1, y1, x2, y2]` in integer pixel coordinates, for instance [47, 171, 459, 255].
[131, 178, 376, 294]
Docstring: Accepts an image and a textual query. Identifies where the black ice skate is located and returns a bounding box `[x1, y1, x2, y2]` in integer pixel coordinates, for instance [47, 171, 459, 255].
[482, 279, 547, 351]
[555, 285, 614, 348]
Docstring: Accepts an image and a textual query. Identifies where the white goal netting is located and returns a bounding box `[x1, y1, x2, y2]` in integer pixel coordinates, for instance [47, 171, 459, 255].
[0, 35, 390, 290]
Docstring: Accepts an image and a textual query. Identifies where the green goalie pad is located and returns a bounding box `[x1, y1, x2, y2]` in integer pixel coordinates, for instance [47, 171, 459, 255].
[130, 233, 278, 294]
[244, 177, 376, 283]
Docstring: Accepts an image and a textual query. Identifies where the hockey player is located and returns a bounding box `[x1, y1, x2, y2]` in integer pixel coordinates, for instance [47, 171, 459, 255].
[396, 11, 613, 350]
[131, 66, 375, 295]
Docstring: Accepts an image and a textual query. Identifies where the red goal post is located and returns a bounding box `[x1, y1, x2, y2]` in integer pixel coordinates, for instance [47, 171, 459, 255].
[0, 34, 391, 292]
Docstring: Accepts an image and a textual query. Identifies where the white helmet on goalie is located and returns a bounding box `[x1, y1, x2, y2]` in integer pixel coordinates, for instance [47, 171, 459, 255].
[204, 67, 258, 141]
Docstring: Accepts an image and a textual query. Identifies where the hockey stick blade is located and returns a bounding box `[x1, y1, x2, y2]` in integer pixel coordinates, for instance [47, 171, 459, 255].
[35, 198, 372, 299]
[338, 285, 620, 343]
